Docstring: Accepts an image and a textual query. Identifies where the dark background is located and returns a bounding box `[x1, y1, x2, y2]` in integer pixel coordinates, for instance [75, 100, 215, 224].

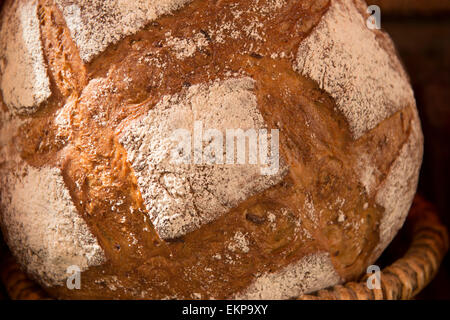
[374, 2, 450, 299]
[0, 0, 449, 299]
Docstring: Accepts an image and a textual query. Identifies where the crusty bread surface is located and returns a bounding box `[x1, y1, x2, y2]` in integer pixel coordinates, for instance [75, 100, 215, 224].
[0, 0, 423, 299]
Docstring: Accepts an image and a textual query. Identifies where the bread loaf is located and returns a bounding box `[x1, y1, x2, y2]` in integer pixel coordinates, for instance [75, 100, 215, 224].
[0, 0, 423, 299]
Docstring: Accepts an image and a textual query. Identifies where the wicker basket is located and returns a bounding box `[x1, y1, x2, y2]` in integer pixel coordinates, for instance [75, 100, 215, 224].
[0, 195, 448, 300]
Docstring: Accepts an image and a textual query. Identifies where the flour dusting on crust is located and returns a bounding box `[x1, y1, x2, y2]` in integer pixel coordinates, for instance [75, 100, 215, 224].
[119, 77, 288, 240]
[165, 31, 209, 60]
[0, 165, 106, 287]
[0, 0, 51, 114]
[294, 0, 415, 139]
[234, 253, 341, 299]
[357, 153, 379, 196]
[371, 114, 423, 261]
[0, 110, 28, 166]
[55, 0, 192, 62]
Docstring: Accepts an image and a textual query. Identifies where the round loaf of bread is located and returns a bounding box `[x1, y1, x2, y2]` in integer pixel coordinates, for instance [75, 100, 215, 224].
[0, 0, 423, 299]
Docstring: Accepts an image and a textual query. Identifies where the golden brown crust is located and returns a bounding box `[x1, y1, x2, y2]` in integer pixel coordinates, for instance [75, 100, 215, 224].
[0, 0, 422, 299]
[299, 196, 449, 300]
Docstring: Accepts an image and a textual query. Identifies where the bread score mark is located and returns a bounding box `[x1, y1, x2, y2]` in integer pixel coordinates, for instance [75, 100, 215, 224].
[119, 77, 289, 240]
[371, 113, 423, 262]
[55, 0, 193, 62]
[294, 0, 415, 139]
